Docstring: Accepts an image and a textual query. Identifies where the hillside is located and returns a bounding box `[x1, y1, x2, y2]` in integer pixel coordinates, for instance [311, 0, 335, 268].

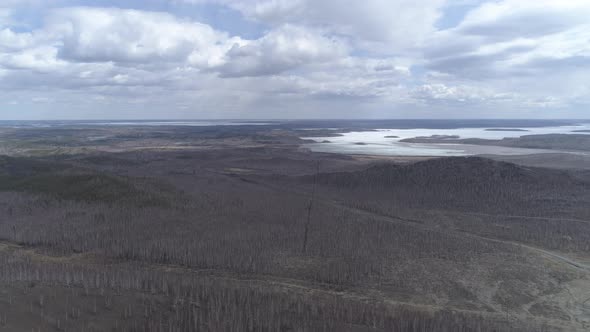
[308, 157, 590, 217]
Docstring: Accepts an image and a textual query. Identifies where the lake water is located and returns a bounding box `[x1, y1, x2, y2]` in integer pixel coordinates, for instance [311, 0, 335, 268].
[303, 123, 590, 156]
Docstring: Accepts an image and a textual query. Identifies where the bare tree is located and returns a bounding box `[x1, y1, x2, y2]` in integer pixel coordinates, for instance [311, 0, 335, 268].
[302, 160, 320, 254]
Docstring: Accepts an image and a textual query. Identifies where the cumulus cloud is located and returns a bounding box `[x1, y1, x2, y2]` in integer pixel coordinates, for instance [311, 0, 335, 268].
[412, 83, 515, 104]
[0, 45, 65, 71]
[184, 0, 446, 53]
[0, 7, 352, 75]
[0, 0, 589, 118]
[49, 7, 225, 64]
[0, 28, 35, 51]
[212, 25, 348, 77]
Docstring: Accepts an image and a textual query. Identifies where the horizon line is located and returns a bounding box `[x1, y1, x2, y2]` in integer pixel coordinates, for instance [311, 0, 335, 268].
[0, 118, 589, 122]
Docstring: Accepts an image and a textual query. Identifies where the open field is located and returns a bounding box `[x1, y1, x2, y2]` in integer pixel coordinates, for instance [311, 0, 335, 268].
[0, 124, 589, 331]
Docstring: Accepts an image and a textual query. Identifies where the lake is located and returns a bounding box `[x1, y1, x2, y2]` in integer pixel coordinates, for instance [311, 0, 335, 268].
[303, 123, 590, 156]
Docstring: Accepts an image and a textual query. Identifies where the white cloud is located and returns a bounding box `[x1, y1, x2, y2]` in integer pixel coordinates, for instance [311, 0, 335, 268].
[0, 7, 352, 78]
[0, 45, 65, 71]
[412, 83, 514, 103]
[212, 24, 348, 77]
[186, 0, 446, 53]
[457, 0, 590, 40]
[427, 0, 590, 76]
[49, 7, 226, 64]
[422, 0, 590, 112]
[0, 28, 35, 51]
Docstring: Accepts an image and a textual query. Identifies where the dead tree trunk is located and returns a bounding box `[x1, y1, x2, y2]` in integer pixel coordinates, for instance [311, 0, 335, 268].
[302, 161, 320, 254]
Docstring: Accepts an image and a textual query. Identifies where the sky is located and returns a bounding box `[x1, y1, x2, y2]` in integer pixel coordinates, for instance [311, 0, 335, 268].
[0, 0, 589, 120]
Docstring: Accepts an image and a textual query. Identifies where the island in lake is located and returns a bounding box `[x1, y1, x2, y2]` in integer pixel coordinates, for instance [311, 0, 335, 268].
[485, 128, 530, 132]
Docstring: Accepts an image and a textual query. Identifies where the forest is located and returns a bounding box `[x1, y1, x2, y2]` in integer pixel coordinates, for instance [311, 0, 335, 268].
[0, 125, 589, 331]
